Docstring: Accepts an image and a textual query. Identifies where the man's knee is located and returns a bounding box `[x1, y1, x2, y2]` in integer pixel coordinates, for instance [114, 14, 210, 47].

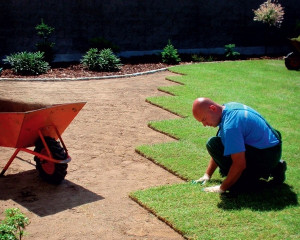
[206, 136, 231, 176]
[206, 136, 223, 153]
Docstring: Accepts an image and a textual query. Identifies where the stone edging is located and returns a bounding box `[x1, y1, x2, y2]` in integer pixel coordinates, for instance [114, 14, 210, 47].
[0, 67, 168, 82]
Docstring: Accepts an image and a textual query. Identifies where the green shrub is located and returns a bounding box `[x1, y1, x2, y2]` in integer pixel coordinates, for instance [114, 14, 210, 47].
[81, 48, 122, 72]
[191, 54, 206, 62]
[80, 48, 99, 71]
[0, 67, 2, 76]
[161, 40, 181, 64]
[291, 35, 300, 42]
[35, 19, 55, 63]
[206, 55, 215, 62]
[5, 51, 50, 75]
[191, 54, 215, 62]
[224, 44, 240, 59]
[0, 208, 30, 240]
[98, 48, 122, 71]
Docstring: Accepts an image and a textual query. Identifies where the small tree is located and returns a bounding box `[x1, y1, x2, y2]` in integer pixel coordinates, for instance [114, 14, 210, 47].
[35, 19, 55, 63]
[161, 40, 181, 64]
[253, 0, 284, 28]
[253, 0, 285, 54]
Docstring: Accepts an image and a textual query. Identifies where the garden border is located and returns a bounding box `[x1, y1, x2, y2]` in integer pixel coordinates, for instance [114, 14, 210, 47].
[0, 67, 168, 82]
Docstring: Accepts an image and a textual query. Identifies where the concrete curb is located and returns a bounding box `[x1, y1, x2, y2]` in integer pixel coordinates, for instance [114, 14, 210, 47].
[0, 67, 168, 82]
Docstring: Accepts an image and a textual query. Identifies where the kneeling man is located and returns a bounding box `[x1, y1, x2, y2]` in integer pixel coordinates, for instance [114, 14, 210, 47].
[192, 97, 286, 193]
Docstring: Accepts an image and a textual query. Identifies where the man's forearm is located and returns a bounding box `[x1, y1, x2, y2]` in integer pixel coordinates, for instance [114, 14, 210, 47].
[220, 152, 246, 191]
[220, 165, 244, 191]
[206, 158, 218, 177]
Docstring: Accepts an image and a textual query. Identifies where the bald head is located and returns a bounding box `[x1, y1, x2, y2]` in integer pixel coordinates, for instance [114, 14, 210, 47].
[192, 98, 216, 116]
[192, 98, 223, 127]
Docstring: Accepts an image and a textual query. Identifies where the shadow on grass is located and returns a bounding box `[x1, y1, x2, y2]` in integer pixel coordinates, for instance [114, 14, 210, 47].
[218, 182, 298, 211]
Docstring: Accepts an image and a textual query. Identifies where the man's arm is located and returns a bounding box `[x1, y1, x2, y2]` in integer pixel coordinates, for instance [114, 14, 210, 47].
[220, 151, 246, 191]
[206, 158, 218, 177]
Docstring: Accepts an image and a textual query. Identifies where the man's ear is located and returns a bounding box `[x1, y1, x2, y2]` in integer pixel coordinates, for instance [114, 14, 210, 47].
[209, 105, 217, 112]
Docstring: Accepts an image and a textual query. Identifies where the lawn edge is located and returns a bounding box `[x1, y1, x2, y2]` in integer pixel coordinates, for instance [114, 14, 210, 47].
[145, 99, 186, 118]
[135, 148, 188, 181]
[129, 193, 189, 240]
[147, 123, 180, 140]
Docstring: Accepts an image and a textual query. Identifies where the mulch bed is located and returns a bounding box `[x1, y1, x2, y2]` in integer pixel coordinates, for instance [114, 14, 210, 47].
[0, 62, 171, 79]
[0, 55, 284, 79]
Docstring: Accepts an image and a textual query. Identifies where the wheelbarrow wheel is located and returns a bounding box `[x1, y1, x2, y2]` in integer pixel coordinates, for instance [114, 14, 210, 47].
[285, 52, 300, 70]
[34, 137, 68, 184]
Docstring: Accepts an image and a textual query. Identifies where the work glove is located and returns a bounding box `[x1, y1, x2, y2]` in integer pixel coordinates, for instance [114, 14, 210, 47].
[203, 185, 224, 193]
[191, 173, 210, 185]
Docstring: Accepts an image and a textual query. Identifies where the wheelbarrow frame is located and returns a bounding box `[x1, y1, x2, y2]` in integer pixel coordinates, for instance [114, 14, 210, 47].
[0, 101, 86, 182]
[0, 124, 71, 176]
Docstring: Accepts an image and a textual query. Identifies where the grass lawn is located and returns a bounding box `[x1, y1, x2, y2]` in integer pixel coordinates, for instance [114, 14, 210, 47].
[131, 60, 300, 239]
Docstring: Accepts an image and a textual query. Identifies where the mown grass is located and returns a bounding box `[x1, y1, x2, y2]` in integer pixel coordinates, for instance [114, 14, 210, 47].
[131, 60, 300, 239]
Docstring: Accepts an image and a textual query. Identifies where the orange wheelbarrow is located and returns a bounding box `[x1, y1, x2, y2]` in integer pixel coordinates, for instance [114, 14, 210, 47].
[0, 99, 86, 184]
[284, 36, 300, 70]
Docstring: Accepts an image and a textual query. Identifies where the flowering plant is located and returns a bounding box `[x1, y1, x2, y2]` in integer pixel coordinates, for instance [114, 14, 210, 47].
[253, 0, 284, 28]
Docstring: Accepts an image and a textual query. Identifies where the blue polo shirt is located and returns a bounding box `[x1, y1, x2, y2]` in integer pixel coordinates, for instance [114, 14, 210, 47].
[218, 102, 279, 156]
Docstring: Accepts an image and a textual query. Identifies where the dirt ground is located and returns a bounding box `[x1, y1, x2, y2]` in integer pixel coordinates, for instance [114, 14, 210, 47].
[0, 71, 185, 240]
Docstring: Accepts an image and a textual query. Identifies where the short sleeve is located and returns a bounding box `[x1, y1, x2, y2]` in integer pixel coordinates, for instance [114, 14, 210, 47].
[223, 128, 245, 156]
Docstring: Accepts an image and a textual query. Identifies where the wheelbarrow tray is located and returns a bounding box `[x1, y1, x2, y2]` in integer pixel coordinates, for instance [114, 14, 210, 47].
[0, 102, 86, 149]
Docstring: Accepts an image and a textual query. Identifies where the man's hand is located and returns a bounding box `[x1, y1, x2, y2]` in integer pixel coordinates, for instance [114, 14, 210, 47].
[191, 173, 210, 185]
[203, 185, 224, 193]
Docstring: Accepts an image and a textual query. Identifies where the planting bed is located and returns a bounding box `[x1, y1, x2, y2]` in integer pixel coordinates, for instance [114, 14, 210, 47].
[0, 62, 170, 79]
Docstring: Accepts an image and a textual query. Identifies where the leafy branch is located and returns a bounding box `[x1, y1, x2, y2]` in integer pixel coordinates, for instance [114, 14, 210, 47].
[0, 208, 30, 240]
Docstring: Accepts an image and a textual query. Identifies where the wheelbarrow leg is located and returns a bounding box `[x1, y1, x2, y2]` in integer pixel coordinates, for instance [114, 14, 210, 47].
[0, 148, 21, 176]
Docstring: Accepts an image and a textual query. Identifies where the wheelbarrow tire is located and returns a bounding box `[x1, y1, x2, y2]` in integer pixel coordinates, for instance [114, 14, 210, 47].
[34, 137, 68, 185]
[285, 52, 300, 70]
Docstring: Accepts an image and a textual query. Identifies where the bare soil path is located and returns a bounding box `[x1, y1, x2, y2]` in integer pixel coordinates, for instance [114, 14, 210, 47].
[0, 71, 185, 240]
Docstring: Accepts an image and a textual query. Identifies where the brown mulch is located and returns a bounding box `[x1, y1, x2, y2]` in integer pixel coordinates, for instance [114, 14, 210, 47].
[0, 63, 171, 79]
[0, 55, 284, 79]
